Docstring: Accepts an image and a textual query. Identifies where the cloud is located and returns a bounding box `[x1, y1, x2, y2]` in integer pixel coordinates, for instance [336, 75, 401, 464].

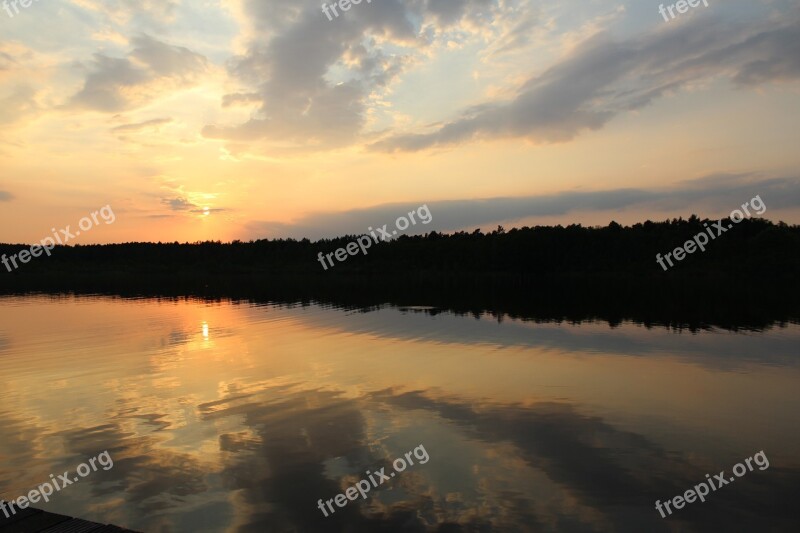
[489, 4, 541, 55]
[110, 117, 173, 143]
[0, 85, 38, 126]
[0, 51, 16, 71]
[162, 197, 197, 211]
[372, 10, 800, 152]
[221, 93, 261, 108]
[202, 0, 497, 150]
[0, 190, 13, 202]
[69, 35, 208, 112]
[160, 196, 227, 215]
[69, 0, 181, 28]
[111, 117, 172, 134]
[244, 173, 800, 239]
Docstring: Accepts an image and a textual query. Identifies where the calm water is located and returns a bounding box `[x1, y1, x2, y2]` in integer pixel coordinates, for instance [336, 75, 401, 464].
[0, 295, 798, 532]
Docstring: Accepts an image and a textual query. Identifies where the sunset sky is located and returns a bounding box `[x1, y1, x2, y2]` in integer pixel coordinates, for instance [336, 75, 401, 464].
[1, 0, 799, 244]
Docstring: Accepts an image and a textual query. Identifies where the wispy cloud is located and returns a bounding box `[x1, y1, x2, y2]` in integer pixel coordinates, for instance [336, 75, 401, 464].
[372, 9, 800, 152]
[111, 117, 172, 134]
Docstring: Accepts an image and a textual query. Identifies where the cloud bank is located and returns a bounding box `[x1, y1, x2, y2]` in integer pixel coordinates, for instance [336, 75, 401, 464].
[244, 174, 800, 239]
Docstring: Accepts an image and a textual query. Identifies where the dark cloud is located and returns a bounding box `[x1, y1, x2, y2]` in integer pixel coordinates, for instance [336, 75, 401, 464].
[0, 190, 12, 202]
[373, 10, 800, 152]
[69, 35, 208, 112]
[244, 173, 800, 239]
[160, 197, 227, 215]
[162, 197, 196, 211]
[427, 0, 492, 27]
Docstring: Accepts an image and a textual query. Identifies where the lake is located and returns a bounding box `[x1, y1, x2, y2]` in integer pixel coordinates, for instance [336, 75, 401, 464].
[1, 294, 798, 532]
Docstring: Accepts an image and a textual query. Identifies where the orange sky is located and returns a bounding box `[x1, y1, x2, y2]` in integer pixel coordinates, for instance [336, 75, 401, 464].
[1, 0, 799, 244]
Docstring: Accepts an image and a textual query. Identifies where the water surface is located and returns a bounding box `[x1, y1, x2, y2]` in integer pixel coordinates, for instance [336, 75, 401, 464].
[1, 295, 798, 532]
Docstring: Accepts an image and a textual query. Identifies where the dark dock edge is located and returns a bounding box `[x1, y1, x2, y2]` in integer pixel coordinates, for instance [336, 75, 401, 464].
[0, 502, 140, 533]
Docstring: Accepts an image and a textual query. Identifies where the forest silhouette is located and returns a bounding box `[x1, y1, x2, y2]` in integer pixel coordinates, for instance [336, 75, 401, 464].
[2, 216, 799, 331]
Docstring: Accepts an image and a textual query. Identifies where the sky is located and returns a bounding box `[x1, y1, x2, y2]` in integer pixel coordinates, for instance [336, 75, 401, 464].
[0, 0, 799, 244]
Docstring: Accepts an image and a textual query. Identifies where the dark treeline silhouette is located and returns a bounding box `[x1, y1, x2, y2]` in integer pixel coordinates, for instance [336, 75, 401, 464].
[2, 216, 799, 331]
